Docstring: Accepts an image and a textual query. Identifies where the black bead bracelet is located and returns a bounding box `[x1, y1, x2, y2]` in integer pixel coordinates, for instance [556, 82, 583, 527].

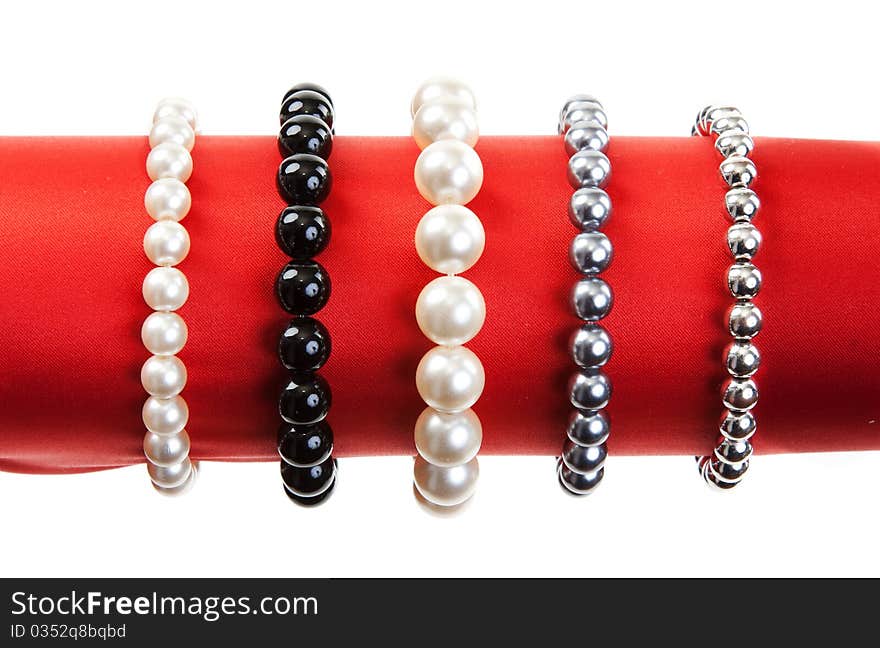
[274, 83, 337, 506]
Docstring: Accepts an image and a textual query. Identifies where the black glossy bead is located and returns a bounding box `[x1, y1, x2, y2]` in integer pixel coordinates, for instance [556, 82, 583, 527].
[283, 83, 334, 107]
[275, 205, 332, 260]
[278, 115, 333, 159]
[281, 458, 336, 504]
[278, 317, 331, 372]
[279, 373, 332, 425]
[278, 421, 334, 467]
[277, 154, 332, 205]
[275, 260, 331, 315]
[279, 90, 334, 131]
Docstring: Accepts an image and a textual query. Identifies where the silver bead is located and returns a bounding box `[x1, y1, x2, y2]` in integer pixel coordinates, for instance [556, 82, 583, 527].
[560, 94, 603, 124]
[720, 411, 757, 441]
[569, 188, 612, 230]
[558, 460, 604, 495]
[728, 301, 762, 338]
[720, 156, 757, 188]
[564, 121, 609, 155]
[693, 106, 740, 136]
[568, 370, 612, 410]
[714, 438, 753, 465]
[561, 439, 607, 474]
[727, 262, 762, 299]
[725, 341, 760, 377]
[725, 187, 760, 222]
[710, 113, 749, 136]
[571, 277, 613, 321]
[566, 409, 610, 446]
[560, 103, 608, 134]
[716, 130, 754, 158]
[705, 457, 749, 486]
[722, 378, 759, 411]
[727, 222, 762, 259]
[569, 324, 612, 368]
[570, 231, 613, 274]
[568, 150, 611, 189]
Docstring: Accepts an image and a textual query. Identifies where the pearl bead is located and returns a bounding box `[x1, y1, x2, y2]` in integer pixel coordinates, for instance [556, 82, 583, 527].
[413, 455, 479, 507]
[558, 461, 604, 495]
[414, 140, 483, 206]
[414, 407, 482, 468]
[414, 204, 485, 274]
[143, 267, 189, 311]
[560, 103, 608, 133]
[416, 345, 485, 413]
[146, 142, 193, 182]
[144, 178, 191, 222]
[148, 457, 192, 489]
[144, 430, 190, 467]
[567, 410, 610, 446]
[149, 116, 195, 151]
[564, 121, 609, 155]
[570, 231, 613, 274]
[571, 277, 613, 321]
[416, 276, 485, 346]
[142, 395, 189, 436]
[569, 188, 612, 231]
[141, 354, 187, 398]
[153, 98, 198, 130]
[562, 439, 607, 474]
[411, 77, 477, 117]
[567, 150, 611, 189]
[568, 370, 612, 410]
[143, 220, 190, 266]
[412, 99, 479, 149]
[141, 311, 188, 355]
[152, 464, 196, 495]
[569, 324, 612, 368]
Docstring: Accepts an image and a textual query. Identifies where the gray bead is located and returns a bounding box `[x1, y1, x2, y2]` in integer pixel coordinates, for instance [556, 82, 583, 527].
[570, 231, 613, 274]
[728, 301, 762, 338]
[725, 341, 760, 377]
[568, 370, 611, 410]
[561, 94, 603, 120]
[566, 409, 610, 446]
[564, 121, 609, 155]
[569, 323, 613, 368]
[727, 222, 762, 259]
[567, 150, 611, 189]
[720, 156, 757, 188]
[727, 262, 762, 299]
[716, 130, 754, 158]
[561, 439, 607, 474]
[558, 460, 604, 495]
[571, 277, 613, 321]
[569, 188, 611, 230]
[722, 378, 759, 411]
[714, 438, 753, 466]
[560, 103, 608, 134]
[719, 411, 757, 441]
[725, 187, 760, 221]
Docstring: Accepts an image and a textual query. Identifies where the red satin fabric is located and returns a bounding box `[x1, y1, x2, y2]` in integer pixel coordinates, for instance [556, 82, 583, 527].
[0, 136, 878, 474]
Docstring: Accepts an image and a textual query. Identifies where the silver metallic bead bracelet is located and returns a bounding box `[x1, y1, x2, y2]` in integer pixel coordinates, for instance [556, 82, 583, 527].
[692, 106, 762, 489]
[141, 98, 198, 495]
[557, 95, 613, 495]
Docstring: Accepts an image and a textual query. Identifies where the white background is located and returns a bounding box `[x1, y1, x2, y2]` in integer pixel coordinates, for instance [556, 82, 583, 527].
[1, 0, 878, 577]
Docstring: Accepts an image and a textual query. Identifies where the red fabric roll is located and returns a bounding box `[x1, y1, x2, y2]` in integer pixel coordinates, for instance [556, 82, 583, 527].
[0, 136, 878, 475]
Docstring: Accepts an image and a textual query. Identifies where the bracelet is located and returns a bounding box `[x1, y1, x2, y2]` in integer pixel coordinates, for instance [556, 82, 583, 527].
[557, 95, 613, 495]
[411, 77, 485, 507]
[141, 98, 198, 495]
[692, 106, 762, 488]
[275, 83, 337, 505]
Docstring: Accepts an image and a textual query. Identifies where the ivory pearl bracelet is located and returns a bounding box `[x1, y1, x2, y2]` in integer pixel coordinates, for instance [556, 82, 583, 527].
[411, 77, 485, 507]
[141, 98, 198, 495]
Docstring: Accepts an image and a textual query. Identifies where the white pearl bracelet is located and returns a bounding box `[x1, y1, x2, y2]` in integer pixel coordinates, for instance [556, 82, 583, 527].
[141, 98, 198, 495]
[411, 78, 485, 507]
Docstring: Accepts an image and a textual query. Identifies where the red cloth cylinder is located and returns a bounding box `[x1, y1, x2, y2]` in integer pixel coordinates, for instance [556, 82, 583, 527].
[0, 136, 878, 475]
